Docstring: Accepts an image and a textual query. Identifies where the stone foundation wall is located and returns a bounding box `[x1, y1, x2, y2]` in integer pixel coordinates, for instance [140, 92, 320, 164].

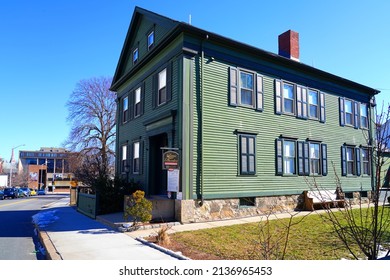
[175, 191, 372, 223]
[176, 195, 301, 223]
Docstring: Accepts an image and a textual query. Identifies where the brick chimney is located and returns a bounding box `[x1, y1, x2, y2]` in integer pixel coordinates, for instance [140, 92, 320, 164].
[278, 30, 299, 61]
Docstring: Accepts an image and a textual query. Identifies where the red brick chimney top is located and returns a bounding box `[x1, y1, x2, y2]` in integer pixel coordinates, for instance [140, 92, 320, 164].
[278, 30, 299, 61]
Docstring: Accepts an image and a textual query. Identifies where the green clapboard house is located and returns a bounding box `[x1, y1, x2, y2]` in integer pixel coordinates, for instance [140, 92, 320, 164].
[110, 7, 380, 223]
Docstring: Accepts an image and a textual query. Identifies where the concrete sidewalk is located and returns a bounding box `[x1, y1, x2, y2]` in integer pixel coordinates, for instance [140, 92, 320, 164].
[35, 198, 182, 260]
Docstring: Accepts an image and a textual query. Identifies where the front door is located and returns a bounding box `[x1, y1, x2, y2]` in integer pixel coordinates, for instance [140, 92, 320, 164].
[149, 133, 168, 195]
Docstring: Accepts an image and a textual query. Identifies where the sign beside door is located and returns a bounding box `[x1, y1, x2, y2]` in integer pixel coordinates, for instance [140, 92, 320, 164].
[162, 150, 180, 170]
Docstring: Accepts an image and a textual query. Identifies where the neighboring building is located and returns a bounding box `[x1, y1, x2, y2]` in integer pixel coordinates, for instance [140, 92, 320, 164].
[111, 7, 379, 223]
[18, 147, 78, 193]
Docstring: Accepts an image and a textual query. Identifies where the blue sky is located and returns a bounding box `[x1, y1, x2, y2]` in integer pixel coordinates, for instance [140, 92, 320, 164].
[1, 0, 389, 162]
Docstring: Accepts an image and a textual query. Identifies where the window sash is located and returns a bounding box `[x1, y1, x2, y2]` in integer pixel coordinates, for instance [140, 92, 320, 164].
[283, 83, 295, 114]
[308, 90, 319, 119]
[148, 31, 154, 50]
[122, 97, 128, 123]
[283, 141, 296, 174]
[239, 72, 254, 107]
[158, 69, 167, 105]
[121, 145, 127, 172]
[134, 87, 141, 117]
[133, 142, 140, 174]
[133, 48, 139, 64]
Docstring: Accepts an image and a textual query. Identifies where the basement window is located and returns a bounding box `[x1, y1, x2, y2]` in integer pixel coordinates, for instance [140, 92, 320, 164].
[239, 197, 256, 207]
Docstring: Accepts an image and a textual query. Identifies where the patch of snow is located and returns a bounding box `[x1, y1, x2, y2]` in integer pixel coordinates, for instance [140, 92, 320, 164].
[32, 210, 59, 228]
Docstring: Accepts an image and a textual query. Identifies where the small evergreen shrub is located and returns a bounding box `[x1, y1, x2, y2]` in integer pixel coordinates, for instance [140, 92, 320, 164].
[124, 190, 152, 227]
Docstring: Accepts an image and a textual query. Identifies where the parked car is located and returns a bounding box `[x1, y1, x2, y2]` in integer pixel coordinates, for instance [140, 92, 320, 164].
[0, 190, 4, 200]
[4, 187, 18, 199]
[16, 188, 26, 197]
[37, 189, 46, 195]
[30, 189, 37, 196]
[20, 187, 31, 197]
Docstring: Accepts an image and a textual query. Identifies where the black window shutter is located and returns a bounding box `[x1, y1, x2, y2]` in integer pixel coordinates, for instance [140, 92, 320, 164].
[321, 144, 328, 176]
[256, 74, 264, 111]
[229, 67, 238, 106]
[275, 80, 282, 114]
[320, 92, 326, 123]
[166, 62, 172, 102]
[341, 146, 347, 176]
[354, 101, 360, 129]
[152, 73, 157, 109]
[355, 147, 361, 176]
[297, 141, 304, 175]
[276, 139, 283, 175]
[129, 91, 134, 121]
[339, 97, 345, 126]
[303, 142, 310, 175]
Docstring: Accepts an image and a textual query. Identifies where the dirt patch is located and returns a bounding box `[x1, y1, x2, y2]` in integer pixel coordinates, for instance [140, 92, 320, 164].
[146, 236, 222, 260]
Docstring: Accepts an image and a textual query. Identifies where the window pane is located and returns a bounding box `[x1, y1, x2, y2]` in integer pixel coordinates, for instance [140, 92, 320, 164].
[345, 100, 353, 113]
[283, 84, 294, 99]
[241, 89, 253, 105]
[345, 113, 353, 125]
[310, 143, 320, 159]
[360, 104, 367, 117]
[133, 48, 138, 63]
[284, 158, 295, 174]
[346, 148, 353, 161]
[158, 69, 167, 89]
[284, 141, 295, 157]
[135, 88, 141, 103]
[240, 72, 253, 89]
[133, 142, 140, 159]
[308, 90, 318, 105]
[148, 31, 154, 48]
[122, 145, 127, 160]
[123, 97, 128, 110]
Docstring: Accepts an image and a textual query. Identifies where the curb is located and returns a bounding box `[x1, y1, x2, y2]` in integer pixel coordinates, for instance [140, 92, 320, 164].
[36, 226, 63, 260]
[135, 237, 190, 260]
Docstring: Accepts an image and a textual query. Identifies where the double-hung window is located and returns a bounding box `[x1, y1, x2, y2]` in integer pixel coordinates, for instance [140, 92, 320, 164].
[283, 140, 296, 174]
[229, 67, 263, 110]
[134, 87, 141, 118]
[344, 100, 354, 126]
[346, 147, 355, 175]
[361, 148, 370, 175]
[283, 83, 295, 114]
[309, 143, 320, 175]
[147, 31, 154, 50]
[239, 134, 256, 175]
[240, 71, 254, 107]
[133, 48, 139, 65]
[121, 145, 127, 173]
[360, 104, 368, 129]
[122, 96, 128, 123]
[158, 68, 167, 106]
[133, 141, 140, 174]
[308, 90, 319, 119]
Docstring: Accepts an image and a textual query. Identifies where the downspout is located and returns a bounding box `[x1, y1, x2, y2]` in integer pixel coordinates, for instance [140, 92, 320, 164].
[369, 96, 376, 193]
[200, 34, 208, 206]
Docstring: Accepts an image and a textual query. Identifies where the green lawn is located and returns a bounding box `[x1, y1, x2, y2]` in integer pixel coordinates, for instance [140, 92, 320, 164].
[170, 208, 390, 260]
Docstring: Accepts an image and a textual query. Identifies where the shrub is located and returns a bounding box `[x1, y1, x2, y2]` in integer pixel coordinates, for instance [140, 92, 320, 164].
[124, 190, 152, 227]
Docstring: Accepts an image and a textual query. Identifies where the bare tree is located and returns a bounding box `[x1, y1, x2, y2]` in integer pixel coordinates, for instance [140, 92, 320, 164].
[311, 102, 390, 260]
[65, 76, 116, 178]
